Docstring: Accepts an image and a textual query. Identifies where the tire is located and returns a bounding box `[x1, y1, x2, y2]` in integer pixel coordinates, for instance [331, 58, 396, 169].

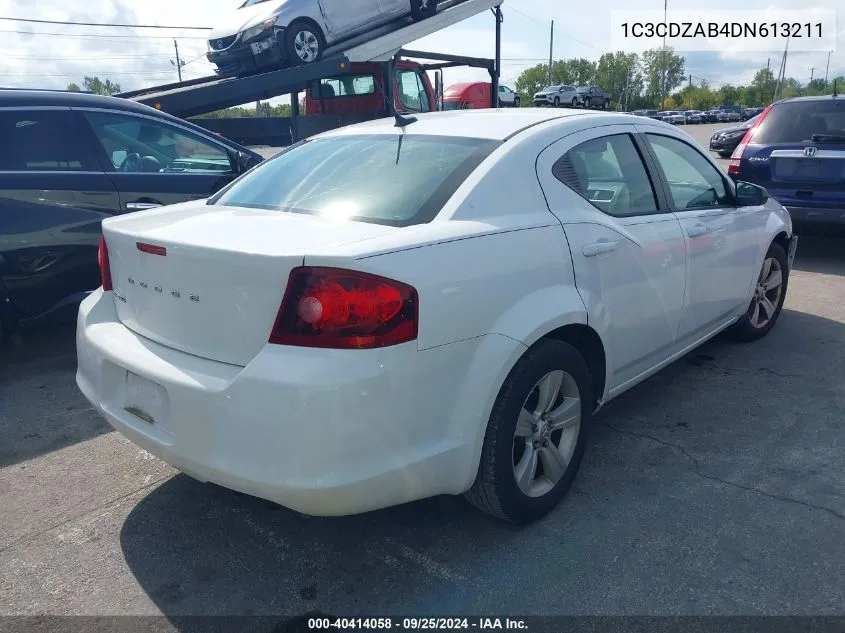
[285, 20, 325, 66]
[728, 242, 789, 342]
[513, 96, 520, 108]
[553, 96, 560, 107]
[604, 100, 610, 110]
[465, 339, 593, 524]
[411, 0, 438, 20]
[571, 97, 578, 108]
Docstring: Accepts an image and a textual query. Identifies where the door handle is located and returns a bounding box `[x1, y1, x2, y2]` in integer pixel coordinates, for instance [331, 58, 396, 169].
[582, 240, 619, 257]
[686, 224, 709, 238]
[125, 201, 162, 211]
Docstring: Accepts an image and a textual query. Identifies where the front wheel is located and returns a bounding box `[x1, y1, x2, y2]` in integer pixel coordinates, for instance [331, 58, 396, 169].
[513, 96, 520, 108]
[465, 339, 593, 524]
[411, 0, 438, 20]
[285, 20, 325, 66]
[553, 96, 560, 107]
[729, 242, 789, 342]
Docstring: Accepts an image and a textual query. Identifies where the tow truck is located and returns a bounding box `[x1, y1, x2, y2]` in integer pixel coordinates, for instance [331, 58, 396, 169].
[117, 0, 505, 146]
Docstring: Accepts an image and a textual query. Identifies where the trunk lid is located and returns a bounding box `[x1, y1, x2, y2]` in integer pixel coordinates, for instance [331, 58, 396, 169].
[102, 203, 396, 366]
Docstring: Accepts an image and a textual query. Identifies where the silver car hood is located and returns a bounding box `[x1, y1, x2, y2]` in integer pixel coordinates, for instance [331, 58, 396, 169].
[209, 0, 290, 39]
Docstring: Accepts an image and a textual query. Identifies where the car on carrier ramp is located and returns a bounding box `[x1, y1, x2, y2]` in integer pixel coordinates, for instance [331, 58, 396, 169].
[207, 0, 439, 77]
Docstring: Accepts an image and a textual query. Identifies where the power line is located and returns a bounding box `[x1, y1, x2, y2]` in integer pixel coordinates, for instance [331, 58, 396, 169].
[0, 17, 211, 30]
[0, 27, 208, 40]
[505, 6, 599, 52]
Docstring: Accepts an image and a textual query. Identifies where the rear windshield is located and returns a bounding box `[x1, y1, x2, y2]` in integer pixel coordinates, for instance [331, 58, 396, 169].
[754, 100, 845, 144]
[210, 134, 500, 227]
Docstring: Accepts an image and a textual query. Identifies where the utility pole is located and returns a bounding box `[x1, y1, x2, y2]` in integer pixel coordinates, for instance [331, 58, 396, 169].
[825, 51, 831, 85]
[548, 20, 554, 86]
[809, 66, 815, 84]
[172, 39, 183, 82]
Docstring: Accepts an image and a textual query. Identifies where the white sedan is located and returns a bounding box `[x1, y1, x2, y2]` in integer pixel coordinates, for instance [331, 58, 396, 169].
[76, 109, 797, 524]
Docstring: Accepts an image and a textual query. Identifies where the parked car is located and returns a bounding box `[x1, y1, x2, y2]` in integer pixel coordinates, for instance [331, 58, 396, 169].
[717, 110, 742, 123]
[574, 85, 612, 109]
[0, 89, 263, 338]
[709, 113, 761, 157]
[497, 85, 520, 107]
[700, 110, 721, 123]
[660, 110, 685, 124]
[533, 85, 578, 107]
[77, 108, 796, 525]
[728, 95, 845, 235]
[683, 110, 702, 124]
[742, 107, 765, 120]
[631, 109, 661, 119]
[207, 0, 439, 76]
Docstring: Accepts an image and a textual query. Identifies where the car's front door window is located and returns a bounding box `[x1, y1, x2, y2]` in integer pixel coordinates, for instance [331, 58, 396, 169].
[644, 134, 732, 210]
[82, 111, 234, 175]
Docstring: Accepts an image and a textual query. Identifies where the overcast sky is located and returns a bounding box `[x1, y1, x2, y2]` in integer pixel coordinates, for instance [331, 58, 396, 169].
[0, 0, 841, 101]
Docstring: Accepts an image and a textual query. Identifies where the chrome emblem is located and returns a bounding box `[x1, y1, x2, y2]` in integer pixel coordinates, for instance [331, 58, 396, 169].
[125, 278, 199, 302]
[114, 292, 127, 303]
[216, 39, 225, 48]
[171, 290, 181, 298]
[804, 146, 818, 157]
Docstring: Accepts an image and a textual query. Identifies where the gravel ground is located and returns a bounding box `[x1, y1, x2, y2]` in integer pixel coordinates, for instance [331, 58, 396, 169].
[1, 121, 844, 621]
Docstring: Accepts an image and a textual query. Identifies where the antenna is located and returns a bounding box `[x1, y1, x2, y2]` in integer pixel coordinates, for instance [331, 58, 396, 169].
[394, 111, 418, 127]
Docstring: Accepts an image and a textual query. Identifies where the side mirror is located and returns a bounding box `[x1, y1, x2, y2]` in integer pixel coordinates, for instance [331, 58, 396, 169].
[735, 181, 768, 207]
[236, 151, 259, 174]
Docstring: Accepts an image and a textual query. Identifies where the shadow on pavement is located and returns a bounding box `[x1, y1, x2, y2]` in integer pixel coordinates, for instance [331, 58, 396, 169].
[0, 323, 111, 467]
[792, 235, 845, 276]
[119, 307, 845, 622]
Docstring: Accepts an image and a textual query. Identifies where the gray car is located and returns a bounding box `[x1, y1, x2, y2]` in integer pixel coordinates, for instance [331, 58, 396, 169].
[207, 0, 438, 76]
[533, 85, 578, 107]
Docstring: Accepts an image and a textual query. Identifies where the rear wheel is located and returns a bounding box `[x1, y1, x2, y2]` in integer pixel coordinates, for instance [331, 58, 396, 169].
[285, 20, 325, 66]
[553, 96, 560, 107]
[465, 339, 593, 524]
[513, 96, 520, 108]
[411, 0, 438, 20]
[729, 242, 789, 342]
[571, 97, 578, 107]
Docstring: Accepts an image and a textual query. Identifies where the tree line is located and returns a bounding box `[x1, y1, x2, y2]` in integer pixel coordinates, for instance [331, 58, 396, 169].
[514, 49, 844, 111]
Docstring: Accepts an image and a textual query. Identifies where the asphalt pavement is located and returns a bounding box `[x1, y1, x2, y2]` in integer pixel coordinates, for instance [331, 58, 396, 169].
[2, 121, 844, 620]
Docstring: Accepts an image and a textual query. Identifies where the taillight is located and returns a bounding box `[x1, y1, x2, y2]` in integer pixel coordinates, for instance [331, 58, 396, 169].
[728, 103, 774, 177]
[98, 235, 112, 291]
[269, 267, 418, 349]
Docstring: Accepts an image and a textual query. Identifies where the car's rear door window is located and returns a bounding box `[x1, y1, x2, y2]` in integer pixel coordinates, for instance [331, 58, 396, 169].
[211, 134, 499, 226]
[0, 110, 96, 171]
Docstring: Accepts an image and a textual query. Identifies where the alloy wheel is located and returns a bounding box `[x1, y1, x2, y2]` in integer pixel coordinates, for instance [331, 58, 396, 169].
[512, 370, 581, 498]
[294, 30, 320, 63]
[748, 256, 784, 329]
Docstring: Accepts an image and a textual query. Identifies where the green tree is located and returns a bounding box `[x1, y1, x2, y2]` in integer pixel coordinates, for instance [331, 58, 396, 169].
[641, 47, 685, 108]
[66, 82, 81, 92]
[515, 64, 551, 102]
[595, 52, 642, 109]
[751, 68, 776, 104]
[82, 76, 122, 96]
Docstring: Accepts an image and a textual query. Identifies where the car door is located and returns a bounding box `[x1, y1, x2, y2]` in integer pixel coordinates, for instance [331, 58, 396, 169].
[376, 0, 408, 18]
[637, 127, 765, 343]
[536, 125, 688, 393]
[78, 109, 241, 213]
[319, 0, 381, 38]
[0, 107, 120, 325]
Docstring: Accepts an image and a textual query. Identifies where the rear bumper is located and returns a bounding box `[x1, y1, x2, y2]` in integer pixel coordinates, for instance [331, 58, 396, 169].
[785, 205, 845, 231]
[76, 289, 508, 516]
[207, 31, 285, 76]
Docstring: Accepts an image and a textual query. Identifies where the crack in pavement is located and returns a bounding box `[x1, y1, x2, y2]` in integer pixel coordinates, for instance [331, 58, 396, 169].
[0, 475, 171, 555]
[603, 424, 845, 522]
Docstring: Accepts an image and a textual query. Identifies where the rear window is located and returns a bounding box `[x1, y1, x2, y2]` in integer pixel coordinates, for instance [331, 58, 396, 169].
[210, 134, 500, 227]
[753, 100, 845, 144]
[311, 75, 376, 98]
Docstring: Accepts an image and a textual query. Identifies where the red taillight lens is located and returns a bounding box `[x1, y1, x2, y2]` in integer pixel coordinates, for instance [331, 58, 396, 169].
[269, 267, 418, 349]
[728, 104, 774, 177]
[98, 235, 112, 291]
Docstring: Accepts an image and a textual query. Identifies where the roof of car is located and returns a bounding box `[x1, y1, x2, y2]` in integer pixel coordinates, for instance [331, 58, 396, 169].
[776, 94, 842, 104]
[0, 88, 259, 155]
[314, 108, 645, 142]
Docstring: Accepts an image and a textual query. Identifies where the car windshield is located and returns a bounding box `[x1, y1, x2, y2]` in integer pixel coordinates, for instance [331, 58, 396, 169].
[753, 100, 845, 144]
[210, 134, 500, 227]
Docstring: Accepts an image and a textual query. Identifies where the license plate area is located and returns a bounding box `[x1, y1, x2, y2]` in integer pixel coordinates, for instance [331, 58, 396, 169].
[774, 158, 843, 183]
[250, 39, 272, 55]
[124, 372, 170, 433]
